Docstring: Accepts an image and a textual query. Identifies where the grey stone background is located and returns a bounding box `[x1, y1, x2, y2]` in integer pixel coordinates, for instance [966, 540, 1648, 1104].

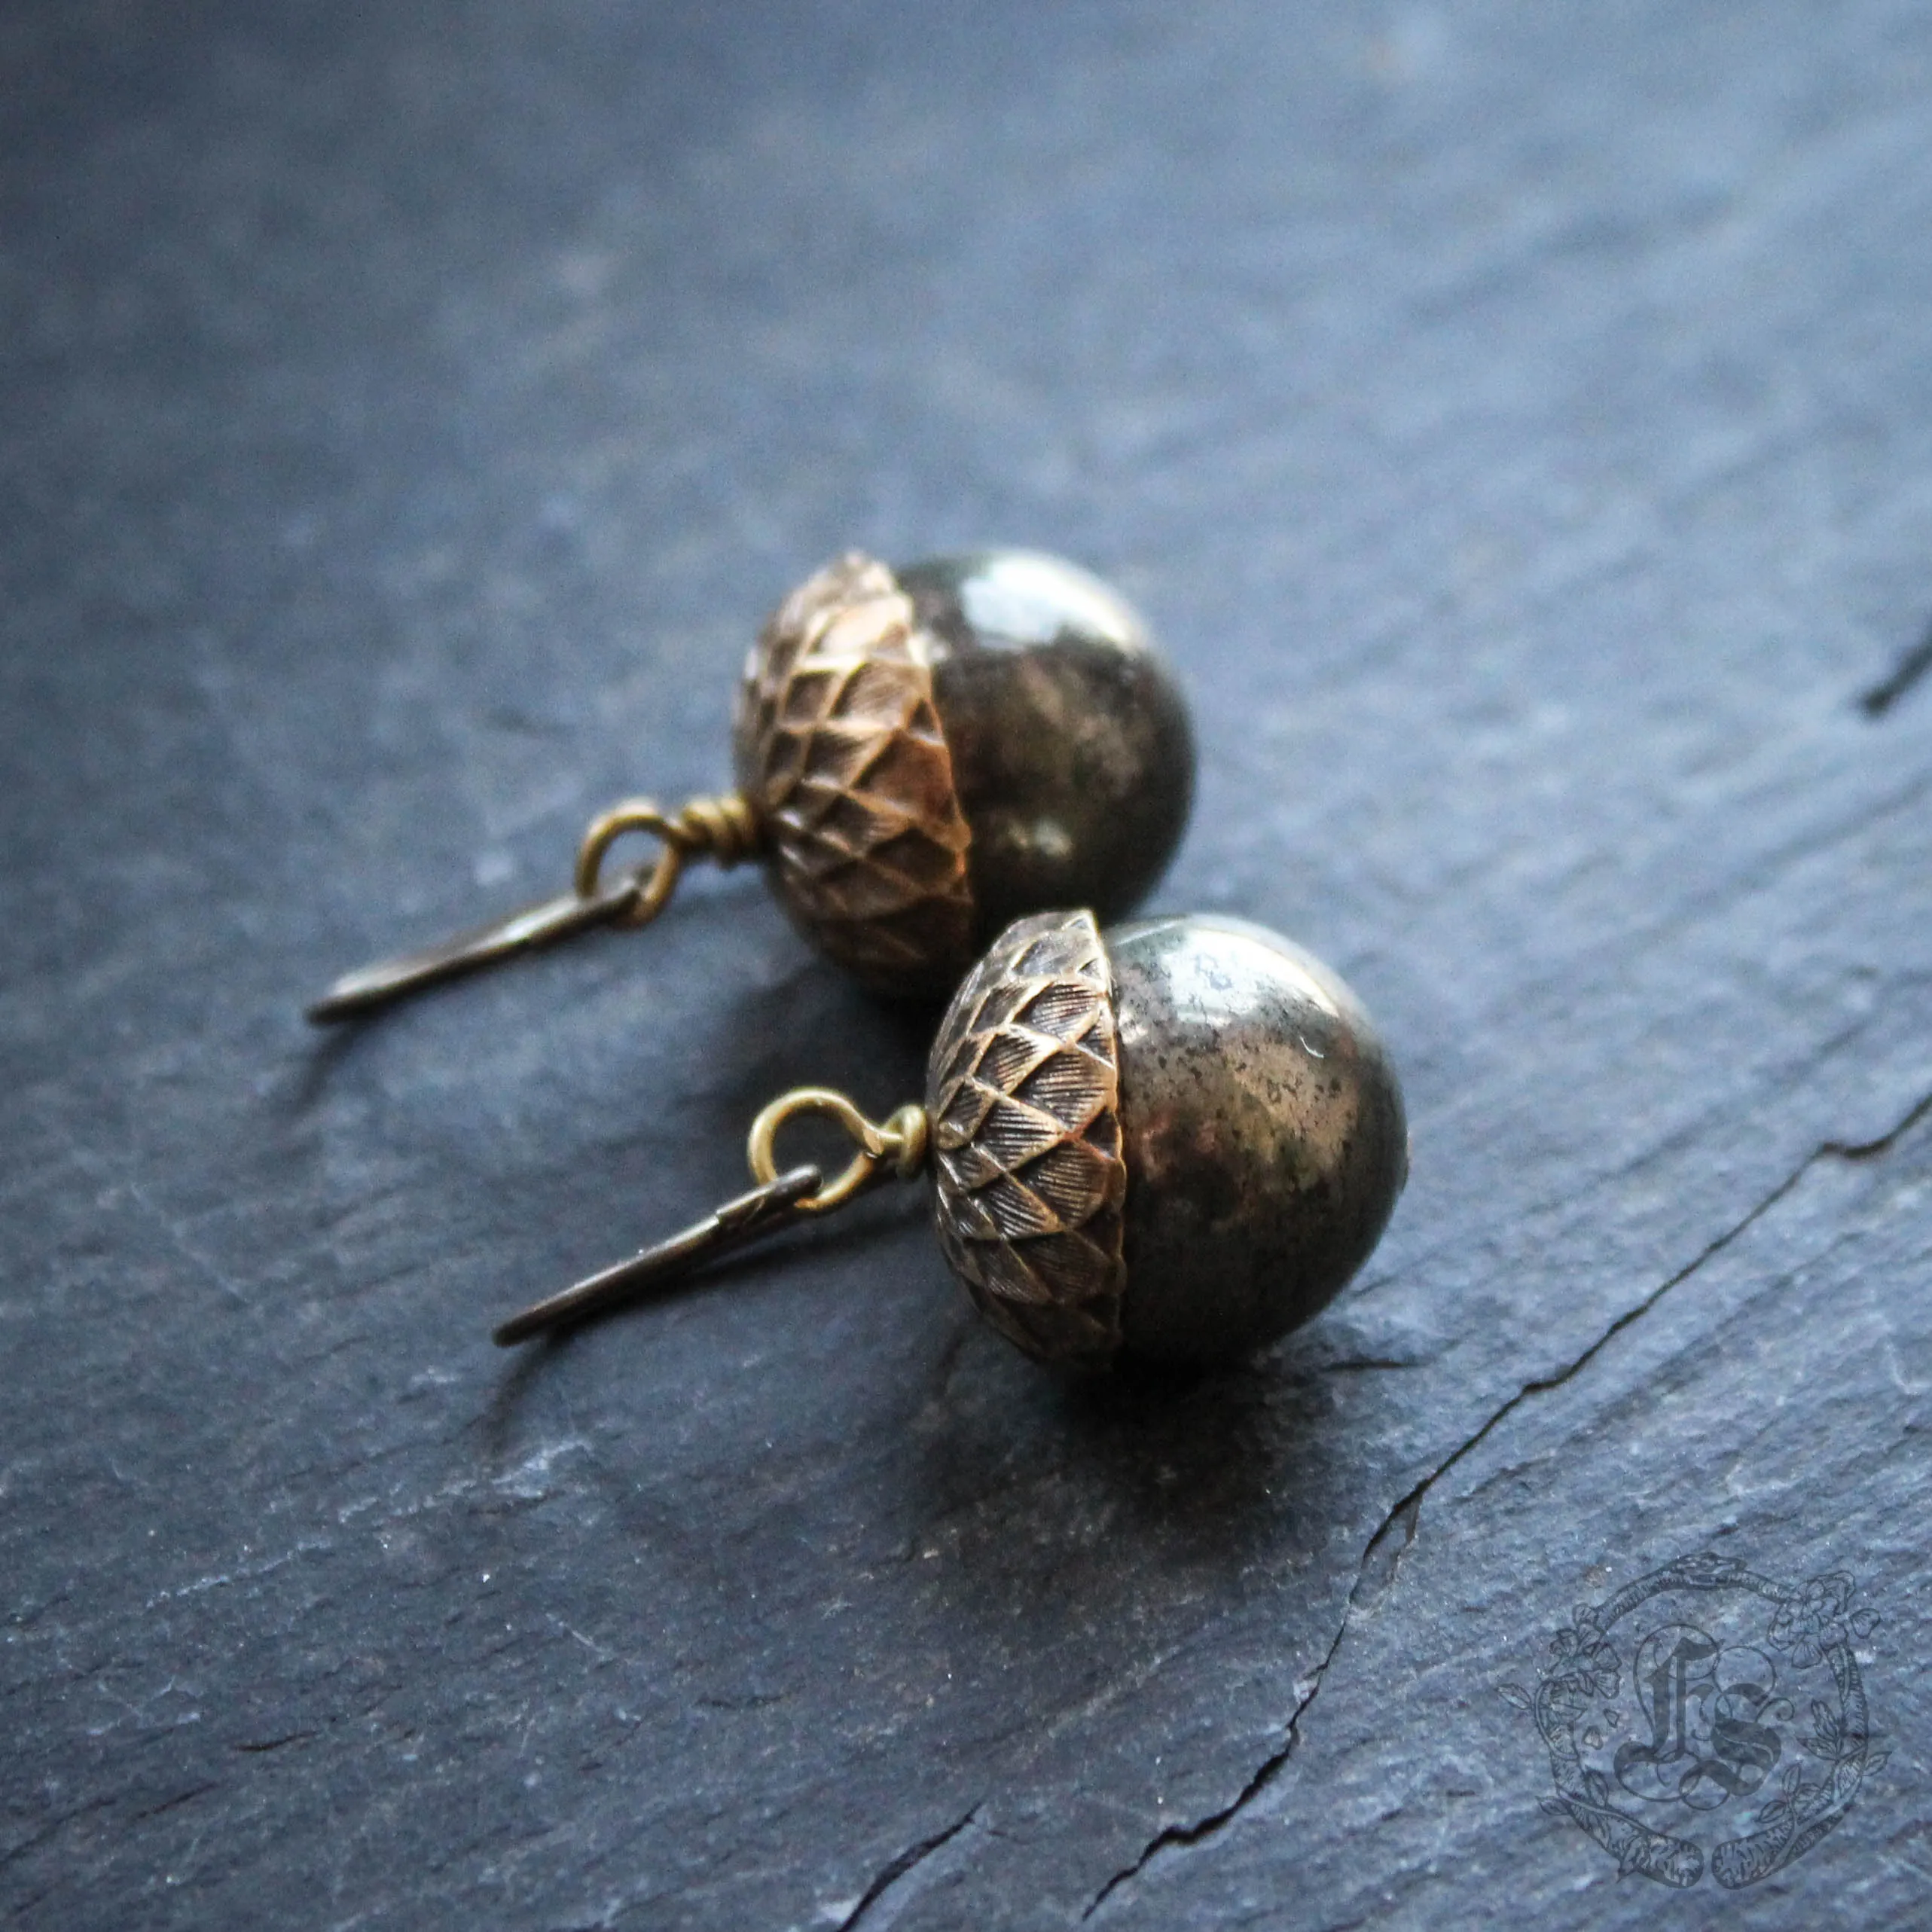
[3, 2, 1929, 1925]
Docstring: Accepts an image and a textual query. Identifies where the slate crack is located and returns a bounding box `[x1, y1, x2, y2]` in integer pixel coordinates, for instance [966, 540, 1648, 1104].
[1860, 618, 1932, 716]
[695, 1690, 789, 1713]
[130, 1781, 219, 1823]
[0, 1791, 121, 1872]
[836, 1805, 980, 1930]
[1342, 1082, 1932, 1628]
[1080, 1084, 1932, 1919]
[1314, 1356, 1424, 1374]
[1083, 1619, 1349, 1918]
[233, 1729, 319, 1753]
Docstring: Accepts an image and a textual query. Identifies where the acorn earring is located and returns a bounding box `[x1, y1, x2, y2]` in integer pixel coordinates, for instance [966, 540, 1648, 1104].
[307, 551, 1195, 1019]
[494, 910, 1409, 1372]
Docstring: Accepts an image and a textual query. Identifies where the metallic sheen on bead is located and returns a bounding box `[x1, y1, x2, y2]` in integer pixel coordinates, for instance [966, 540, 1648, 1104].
[735, 550, 1195, 1000]
[900, 551, 1197, 939]
[924, 908, 1408, 1372]
[1109, 914, 1409, 1366]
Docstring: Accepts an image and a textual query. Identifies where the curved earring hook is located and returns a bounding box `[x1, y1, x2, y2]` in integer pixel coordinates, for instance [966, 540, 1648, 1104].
[305, 792, 761, 1023]
[492, 1087, 930, 1344]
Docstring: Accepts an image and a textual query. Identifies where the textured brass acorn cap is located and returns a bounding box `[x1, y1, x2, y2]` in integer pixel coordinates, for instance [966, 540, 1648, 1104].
[496, 909, 1409, 1373]
[730, 552, 975, 994]
[307, 549, 1194, 1019]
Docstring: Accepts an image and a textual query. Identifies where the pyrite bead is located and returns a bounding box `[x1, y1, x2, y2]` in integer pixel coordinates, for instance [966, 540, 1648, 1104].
[734, 551, 1194, 997]
[926, 910, 1407, 1370]
[898, 551, 1196, 938]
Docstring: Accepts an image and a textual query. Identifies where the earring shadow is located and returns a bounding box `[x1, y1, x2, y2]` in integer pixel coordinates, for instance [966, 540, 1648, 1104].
[480, 1177, 929, 1431]
[276, 1012, 380, 1116]
[284, 871, 771, 1100]
[703, 952, 935, 1108]
[881, 1302, 1390, 1643]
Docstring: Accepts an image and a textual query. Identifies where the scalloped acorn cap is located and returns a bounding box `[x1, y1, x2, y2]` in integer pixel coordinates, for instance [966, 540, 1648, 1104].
[733, 552, 976, 995]
[923, 909, 1127, 1370]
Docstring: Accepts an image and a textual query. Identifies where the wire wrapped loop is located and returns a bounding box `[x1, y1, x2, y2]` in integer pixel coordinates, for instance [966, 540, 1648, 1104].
[746, 1088, 929, 1213]
[574, 792, 762, 930]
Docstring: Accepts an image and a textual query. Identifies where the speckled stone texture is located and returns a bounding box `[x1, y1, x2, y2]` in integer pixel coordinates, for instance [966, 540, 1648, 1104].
[5, 4, 1932, 1929]
[900, 551, 1196, 939]
[1109, 915, 1408, 1366]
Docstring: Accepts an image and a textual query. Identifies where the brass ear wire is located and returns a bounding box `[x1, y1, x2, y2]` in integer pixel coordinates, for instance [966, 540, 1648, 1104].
[306, 792, 760, 1024]
[491, 1088, 929, 1345]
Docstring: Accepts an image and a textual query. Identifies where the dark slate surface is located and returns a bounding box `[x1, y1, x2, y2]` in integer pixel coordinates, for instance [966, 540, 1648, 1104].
[5, 2, 1930, 1926]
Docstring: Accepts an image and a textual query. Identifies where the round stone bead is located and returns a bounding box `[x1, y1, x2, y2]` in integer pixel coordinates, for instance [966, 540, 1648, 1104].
[924, 910, 1407, 1372]
[1109, 914, 1409, 1366]
[735, 552, 1193, 997]
[897, 551, 1196, 938]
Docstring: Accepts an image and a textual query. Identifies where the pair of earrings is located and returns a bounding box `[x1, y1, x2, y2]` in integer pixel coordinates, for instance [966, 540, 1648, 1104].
[316, 548, 1407, 1372]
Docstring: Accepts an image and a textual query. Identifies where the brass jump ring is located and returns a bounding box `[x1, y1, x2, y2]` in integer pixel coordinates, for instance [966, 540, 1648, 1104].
[747, 1088, 926, 1213]
[574, 800, 688, 929]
